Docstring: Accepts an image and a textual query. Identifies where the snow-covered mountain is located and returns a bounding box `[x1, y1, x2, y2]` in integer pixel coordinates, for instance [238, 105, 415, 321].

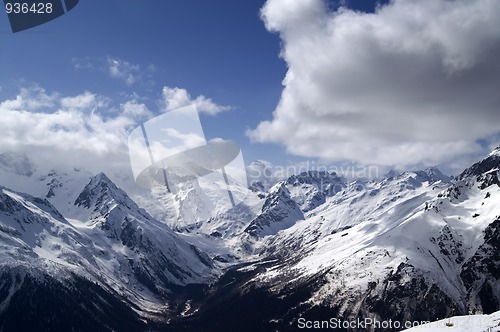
[0, 149, 499, 331]
[166, 151, 500, 331]
[71, 172, 214, 287]
[244, 181, 304, 237]
[285, 170, 346, 212]
[0, 160, 216, 330]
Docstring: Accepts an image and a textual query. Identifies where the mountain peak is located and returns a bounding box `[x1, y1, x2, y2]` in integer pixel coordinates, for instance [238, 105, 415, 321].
[489, 146, 500, 157]
[416, 166, 451, 183]
[244, 181, 303, 237]
[93, 172, 113, 184]
[74, 172, 128, 211]
[286, 170, 342, 186]
[270, 181, 290, 195]
[458, 148, 500, 182]
[384, 169, 399, 179]
[384, 167, 450, 184]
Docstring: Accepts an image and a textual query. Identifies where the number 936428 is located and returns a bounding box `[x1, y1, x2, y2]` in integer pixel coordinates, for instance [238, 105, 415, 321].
[5, 2, 53, 14]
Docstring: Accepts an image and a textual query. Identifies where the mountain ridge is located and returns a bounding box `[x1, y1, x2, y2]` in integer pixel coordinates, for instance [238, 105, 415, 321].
[0, 149, 498, 331]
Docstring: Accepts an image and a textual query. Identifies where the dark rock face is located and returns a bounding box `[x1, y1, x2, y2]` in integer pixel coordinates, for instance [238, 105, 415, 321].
[74, 173, 115, 210]
[364, 263, 460, 328]
[430, 225, 465, 264]
[0, 267, 146, 332]
[286, 170, 343, 188]
[244, 183, 304, 237]
[164, 262, 461, 332]
[461, 219, 500, 314]
[0, 187, 65, 225]
[458, 153, 500, 189]
[166, 262, 326, 332]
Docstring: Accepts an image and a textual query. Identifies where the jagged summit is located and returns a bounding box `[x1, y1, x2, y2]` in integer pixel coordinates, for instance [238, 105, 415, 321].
[244, 181, 303, 237]
[286, 169, 342, 185]
[383, 169, 399, 179]
[383, 166, 450, 183]
[284, 170, 347, 212]
[74, 172, 131, 211]
[415, 166, 451, 183]
[268, 180, 293, 197]
[381, 167, 451, 192]
[458, 147, 500, 182]
[0, 173, 215, 325]
[489, 145, 500, 157]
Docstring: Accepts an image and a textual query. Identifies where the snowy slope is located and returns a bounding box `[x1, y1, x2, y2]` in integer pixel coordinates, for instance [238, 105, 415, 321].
[0, 152, 94, 216]
[171, 151, 498, 331]
[0, 148, 499, 331]
[0, 173, 216, 318]
[227, 152, 500, 326]
[72, 173, 215, 286]
[403, 310, 500, 331]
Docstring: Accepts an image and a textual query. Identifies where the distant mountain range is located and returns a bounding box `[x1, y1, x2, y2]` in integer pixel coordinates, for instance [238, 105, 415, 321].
[0, 148, 498, 331]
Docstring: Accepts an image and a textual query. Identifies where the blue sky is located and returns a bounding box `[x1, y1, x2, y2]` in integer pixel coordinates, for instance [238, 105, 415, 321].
[1, 0, 500, 177]
[0, 0, 288, 163]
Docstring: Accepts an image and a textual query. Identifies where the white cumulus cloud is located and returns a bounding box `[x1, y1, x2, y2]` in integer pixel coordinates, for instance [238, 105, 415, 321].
[248, 0, 500, 169]
[0, 87, 138, 174]
[121, 100, 153, 119]
[60, 91, 109, 110]
[162, 86, 231, 115]
[0, 83, 231, 176]
[1, 86, 56, 111]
